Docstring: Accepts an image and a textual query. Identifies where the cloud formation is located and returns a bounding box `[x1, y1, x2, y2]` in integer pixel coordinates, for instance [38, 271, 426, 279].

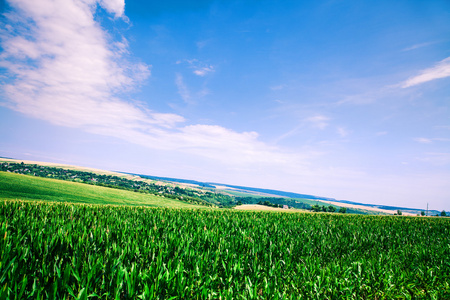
[401, 57, 450, 88]
[0, 0, 299, 168]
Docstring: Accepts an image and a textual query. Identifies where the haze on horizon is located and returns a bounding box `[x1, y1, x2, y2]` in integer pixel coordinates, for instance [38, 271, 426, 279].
[1, 0, 449, 211]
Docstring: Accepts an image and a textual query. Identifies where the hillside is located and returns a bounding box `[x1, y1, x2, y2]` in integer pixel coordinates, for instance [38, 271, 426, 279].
[0, 172, 206, 209]
[1, 158, 436, 215]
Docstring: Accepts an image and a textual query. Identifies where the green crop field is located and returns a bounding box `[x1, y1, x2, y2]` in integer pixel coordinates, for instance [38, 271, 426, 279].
[1, 199, 449, 299]
[0, 172, 205, 209]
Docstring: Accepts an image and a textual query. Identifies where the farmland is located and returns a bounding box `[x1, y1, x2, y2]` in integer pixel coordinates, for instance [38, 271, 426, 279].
[0, 172, 206, 209]
[1, 199, 449, 299]
[0, 161, 378, 213]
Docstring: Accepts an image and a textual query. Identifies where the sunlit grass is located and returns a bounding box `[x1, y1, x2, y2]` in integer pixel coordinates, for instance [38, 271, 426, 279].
[0, 171, 205, 208]
[1, 199, 449, 299]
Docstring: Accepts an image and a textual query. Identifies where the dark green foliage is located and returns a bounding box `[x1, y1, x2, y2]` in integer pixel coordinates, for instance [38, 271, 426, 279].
[1, 200, 449, 299]
[311, 204, 351, 214]
[327, 205, 336, 213]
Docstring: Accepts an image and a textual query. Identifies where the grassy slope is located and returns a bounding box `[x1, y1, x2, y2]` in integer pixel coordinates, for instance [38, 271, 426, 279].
[0, 171, 205, 209]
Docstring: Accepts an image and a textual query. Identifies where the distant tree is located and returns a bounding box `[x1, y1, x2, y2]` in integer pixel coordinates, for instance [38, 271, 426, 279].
[311, 204, 320, 212]
[338, 207, 347, 214]
[441, 210, 447, 217]
[237, 200, 242, 206]
[327, 205, 336, 213]
[397, 210, 402, 216]
[421, 211, 425, 216]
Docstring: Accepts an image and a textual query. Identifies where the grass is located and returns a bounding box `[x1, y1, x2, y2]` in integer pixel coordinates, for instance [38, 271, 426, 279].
[1, 200, 449, 299]
[0, 171, 206, 209]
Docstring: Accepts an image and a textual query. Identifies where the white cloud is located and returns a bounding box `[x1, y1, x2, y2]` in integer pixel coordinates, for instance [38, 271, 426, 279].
[193, 66, 214, 76]
[401, 57, 450, 88]
[0, 0, 153, 130]
[178, 59, 215, 76]
[99, 0, 125, 18]
[306, 115, 330, 129]
[414, 137, 433, 144]
[0, 0, 309, 170]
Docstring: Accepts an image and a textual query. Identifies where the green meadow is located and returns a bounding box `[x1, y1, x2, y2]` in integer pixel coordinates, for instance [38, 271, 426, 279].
[0, 172, 204, 209]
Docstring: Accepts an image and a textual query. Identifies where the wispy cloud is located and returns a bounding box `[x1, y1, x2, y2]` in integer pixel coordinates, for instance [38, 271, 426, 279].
[414, 138, 433, 144]
[0, 0, 309, 169]
[401, 57, 450, 88]
[306, 115, 330, 130]
[274, 114, 331, 144]
[337, 127, 349, 137]
[414, 137, 450, 144]
[178, 58, 215, 76]
[270, 84, 287, 91]
[418, 153, 450, 166]
[193, 66, 214, 76]
[434, 125, 450, 130]
[401, 41, 434, 52]
[175, 73, 193, 104]
[196, 40, 210, 49]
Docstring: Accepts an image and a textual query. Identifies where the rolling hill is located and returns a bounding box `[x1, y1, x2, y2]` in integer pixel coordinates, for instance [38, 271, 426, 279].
[0, 171, 206, 209]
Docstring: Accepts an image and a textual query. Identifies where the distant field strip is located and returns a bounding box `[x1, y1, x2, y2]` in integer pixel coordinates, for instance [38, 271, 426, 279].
[0, 172, 204, 208]
[1, 200, 449, 299]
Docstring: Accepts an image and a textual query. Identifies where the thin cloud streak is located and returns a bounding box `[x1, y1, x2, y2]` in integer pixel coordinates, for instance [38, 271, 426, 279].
[401, 41, 435, 52]
[414, 137, 450, 144]
[175, 73, 193, 104]
[401, 57, 450, 88]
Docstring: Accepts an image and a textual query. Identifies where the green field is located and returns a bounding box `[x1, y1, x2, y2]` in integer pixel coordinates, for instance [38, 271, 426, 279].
[0, 172, 205, 209]
[1, 199, 449, 299]
[1, 170, 449, 299]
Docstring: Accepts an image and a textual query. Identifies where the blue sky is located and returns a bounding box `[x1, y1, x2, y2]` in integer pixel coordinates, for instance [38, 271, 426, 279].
[1, 0, 450, 210]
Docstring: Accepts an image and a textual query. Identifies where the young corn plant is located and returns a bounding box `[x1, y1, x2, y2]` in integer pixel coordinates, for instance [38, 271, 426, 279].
[0, 200, 449, 299]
